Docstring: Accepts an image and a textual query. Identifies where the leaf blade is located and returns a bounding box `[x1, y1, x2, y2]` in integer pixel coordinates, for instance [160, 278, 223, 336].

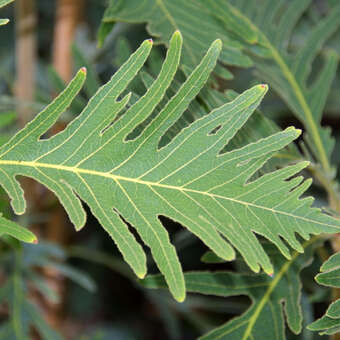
[0, 32, 339, 302]
[0, 216, 37, 244]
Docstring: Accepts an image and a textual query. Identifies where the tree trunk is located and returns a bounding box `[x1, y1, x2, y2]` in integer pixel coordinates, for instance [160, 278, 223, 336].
[43, 0, 85, 331]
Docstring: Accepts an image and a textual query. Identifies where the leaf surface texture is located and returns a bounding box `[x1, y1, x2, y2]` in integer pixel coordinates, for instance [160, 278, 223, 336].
[142, 240, 320, 339]
[308, 252, 340, 335]
[0, 32, 339, 301]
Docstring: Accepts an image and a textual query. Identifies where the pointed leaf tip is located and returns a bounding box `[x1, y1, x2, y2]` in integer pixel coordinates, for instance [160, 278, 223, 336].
[176, 293, 186, 303]
[300, 160, 311, 169]
[213, 38, 222, 50]
[80, 67, 87, 74]
[147, 38, 153, 44]
[283, 126, 302, 139]
[291, 127, 302, 138]
[137, 271, 146, 279]
[173, 30, 182, 40]
[32, 238, 38, 244]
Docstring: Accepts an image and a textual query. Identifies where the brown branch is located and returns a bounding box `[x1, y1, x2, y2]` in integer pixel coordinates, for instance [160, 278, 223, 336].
[53, 0, 85, 82]
[15, 0, 37, 126]
[43, 0, 85, 331]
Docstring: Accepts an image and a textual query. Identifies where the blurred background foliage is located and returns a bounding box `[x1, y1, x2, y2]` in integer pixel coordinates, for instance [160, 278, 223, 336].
[0, 0, 339, 339]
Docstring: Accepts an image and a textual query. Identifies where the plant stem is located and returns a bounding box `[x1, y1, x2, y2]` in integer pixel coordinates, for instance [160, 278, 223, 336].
[42, 0, 85, 331]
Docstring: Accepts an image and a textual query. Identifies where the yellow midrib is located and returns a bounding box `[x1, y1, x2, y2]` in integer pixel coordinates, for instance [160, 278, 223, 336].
[267, 44, 331, 174]
[0, 159, 337, 229]
[242, 237, 318, 340]
[223, 3, 331, 175]
[242, 237, 317, 340]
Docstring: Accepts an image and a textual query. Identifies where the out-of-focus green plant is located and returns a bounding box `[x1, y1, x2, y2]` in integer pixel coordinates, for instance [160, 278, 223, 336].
[0, 0, 340, 339]
[0, 239, 95, 339]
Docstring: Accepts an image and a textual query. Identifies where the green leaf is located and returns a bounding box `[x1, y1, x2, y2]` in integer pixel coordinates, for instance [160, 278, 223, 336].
[0, 0, 14, 8]
[142, 239, 320, 339]
[0, 62, 87, 245]
[0, 215, 37, 244]
[107, 0, 340, 176]
[0, 244, 69, 339]
[72, 44, 101, 98]
[25, 303, 62, 340]
[101, 0, 253, 71]
[50, 262, 97, 292]
[200, 250, 225, 264]
[199, 88, 302, 173]
[47, 66, 87, 114]
[0, 111, 16, 129]
[102, 32, 301, 172]
[0, 32, 339, 302]
[11, 253, 29, 340]
[203, 0, 340, 177]
[308, 252, 340, 335]
[0, 0, 14, 26]
[27, 273, 59, 303]
[97, 21, 114, 48]
[316, 252, 340, 288]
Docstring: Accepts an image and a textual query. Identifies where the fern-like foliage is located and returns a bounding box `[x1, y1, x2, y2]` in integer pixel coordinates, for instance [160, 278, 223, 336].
[308, 252, 340, 335]
[0, 241, 95, 339]
[0, 32, 339, 301]
[99, 0, 253, 78]
[142, 239, 320, 340]
[205, 0, 340, 177]
[0, 0, 37, 244]
[139, 68, 301, 172]
[102, 0, 340, 178]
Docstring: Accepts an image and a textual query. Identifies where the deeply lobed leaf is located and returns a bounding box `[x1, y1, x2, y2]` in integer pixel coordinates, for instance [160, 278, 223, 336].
[0, 0, 14, 25]
[142, 239, 321, 339]
[202, 0, 340, 176]
[102, 0, 340, 177]
[308, 252, 340, 335]
[0, 0, 38, 244]
[100, 0, 253, 74]
[0, 32, 339, 302]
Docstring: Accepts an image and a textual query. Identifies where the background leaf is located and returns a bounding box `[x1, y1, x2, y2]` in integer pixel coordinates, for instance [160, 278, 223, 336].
[0, 215, 37, 244]
[142, 239, 321, 340]
[102, 0, 340, 179]
[100, 0, 253, 74]
[308, 252, 340, 335]
[204, 0, 340, 177]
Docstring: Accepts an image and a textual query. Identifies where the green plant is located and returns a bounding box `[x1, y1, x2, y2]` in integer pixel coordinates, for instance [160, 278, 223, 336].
[0, 0, 36, 245]
[1, 0, 340, 339]
[0, 239, 95, 339]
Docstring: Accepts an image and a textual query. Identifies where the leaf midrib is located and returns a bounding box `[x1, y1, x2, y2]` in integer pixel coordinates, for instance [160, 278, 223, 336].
[209, 236, 318, 340]
[217, 2, 331, 174]
[1, 159, 337, 229]
[242, 237, 319, 339]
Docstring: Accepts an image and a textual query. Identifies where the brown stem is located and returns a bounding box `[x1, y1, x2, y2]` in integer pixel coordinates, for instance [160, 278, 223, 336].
[43, 0, 85, 331]
[53, 0, 85, 82]
[15, 0, 36, 127]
